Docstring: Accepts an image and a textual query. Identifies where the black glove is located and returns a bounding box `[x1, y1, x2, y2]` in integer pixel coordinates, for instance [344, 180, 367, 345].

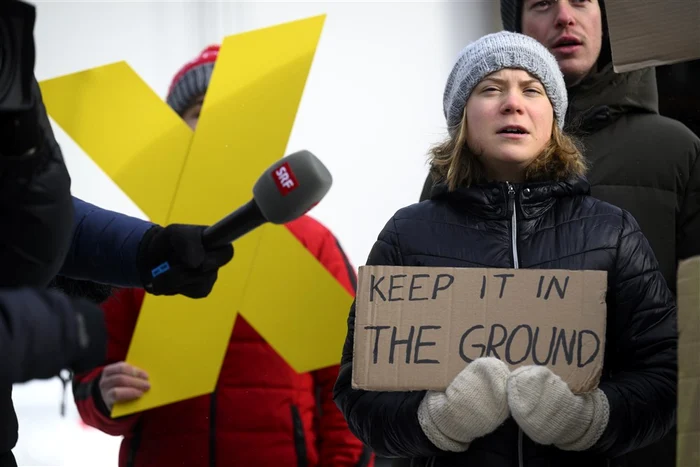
[70, 297, 108, 374]
[136, 224, 234, 299]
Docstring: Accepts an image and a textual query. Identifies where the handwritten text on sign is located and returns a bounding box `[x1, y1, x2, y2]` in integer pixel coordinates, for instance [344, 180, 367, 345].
[352, 266, 608, 394]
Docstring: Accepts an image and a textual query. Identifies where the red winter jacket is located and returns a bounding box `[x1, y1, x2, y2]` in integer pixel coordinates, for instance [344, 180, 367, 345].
[73, 215, 373, 467]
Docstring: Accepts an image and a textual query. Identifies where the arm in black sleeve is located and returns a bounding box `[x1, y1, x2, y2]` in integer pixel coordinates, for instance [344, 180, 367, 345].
[0, 288, 107, 385]
[591, 211, 678, 456]
[333, 218, 447, 458]
[0, 77, 74, 288]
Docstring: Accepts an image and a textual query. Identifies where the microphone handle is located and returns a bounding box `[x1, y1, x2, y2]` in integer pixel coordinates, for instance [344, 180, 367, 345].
[202, 200, 267, 249]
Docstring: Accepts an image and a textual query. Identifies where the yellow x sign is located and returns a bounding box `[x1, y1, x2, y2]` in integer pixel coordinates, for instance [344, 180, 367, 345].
[40, 15, 353, 417]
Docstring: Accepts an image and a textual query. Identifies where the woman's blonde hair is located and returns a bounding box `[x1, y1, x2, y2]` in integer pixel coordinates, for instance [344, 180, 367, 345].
[428, 110, 587, 191]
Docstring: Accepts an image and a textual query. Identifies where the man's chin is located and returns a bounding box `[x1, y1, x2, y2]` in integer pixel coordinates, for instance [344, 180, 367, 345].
[560, 63, 594, 88]
[551, 54, 595, 86]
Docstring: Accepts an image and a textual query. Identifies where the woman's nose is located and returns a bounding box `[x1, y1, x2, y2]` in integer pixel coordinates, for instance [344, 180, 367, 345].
[501, 93, 524, 114]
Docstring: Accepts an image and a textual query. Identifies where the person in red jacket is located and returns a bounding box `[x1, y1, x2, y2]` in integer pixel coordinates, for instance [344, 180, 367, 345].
[72, 44, 374, 467]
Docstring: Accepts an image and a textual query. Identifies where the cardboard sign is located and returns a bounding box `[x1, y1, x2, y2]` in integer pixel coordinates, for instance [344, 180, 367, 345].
[677, 256, 700, 467]
[605, 1, 700, 73]
[352, 266, 608, 394]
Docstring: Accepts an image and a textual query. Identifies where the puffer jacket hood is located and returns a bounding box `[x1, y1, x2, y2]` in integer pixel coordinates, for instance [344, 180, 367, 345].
[566, 63, 658, 134]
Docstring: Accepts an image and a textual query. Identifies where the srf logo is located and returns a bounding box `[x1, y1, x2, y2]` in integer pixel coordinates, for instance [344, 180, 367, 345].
[273, 162, 298, 195]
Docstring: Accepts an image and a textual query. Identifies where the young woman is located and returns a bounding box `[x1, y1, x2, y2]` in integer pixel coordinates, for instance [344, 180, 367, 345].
[334, 31, 677, 467]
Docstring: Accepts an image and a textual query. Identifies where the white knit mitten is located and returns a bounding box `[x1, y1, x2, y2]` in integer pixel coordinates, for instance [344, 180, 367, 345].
[417, 357, 511, 452]
[507, 365, 610, 451]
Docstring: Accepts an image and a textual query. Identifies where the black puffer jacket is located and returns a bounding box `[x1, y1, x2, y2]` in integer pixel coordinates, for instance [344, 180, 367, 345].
[564, 65, 700, 295]
[0, 77, 77, 466]
[335, 178, 677, 467]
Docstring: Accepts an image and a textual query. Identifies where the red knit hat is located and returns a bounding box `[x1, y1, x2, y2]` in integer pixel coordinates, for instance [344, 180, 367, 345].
[166, 44, 220, 115]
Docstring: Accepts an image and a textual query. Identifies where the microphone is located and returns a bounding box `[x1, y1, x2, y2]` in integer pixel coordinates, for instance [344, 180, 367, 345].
[201, 150, 332, 249]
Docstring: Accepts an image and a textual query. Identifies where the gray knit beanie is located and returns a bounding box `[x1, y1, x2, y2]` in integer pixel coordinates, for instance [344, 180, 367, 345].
[443, 31, 568, 134]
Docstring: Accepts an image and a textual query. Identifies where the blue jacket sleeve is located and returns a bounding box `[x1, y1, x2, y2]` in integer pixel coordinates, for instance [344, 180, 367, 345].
[0, 288, 106, 385]
[60, 197, 154, 287]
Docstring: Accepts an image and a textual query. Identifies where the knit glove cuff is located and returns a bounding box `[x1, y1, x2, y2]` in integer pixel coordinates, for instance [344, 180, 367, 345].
[417, 357, 511, 452]
[507, 365, 610, 451]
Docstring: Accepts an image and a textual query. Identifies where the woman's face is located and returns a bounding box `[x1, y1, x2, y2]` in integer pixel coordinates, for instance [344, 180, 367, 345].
[181, 94, 205, 130]
[464, 68, 554, 182]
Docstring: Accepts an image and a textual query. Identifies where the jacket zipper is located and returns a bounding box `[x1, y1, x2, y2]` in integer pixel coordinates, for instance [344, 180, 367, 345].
[209, 390, 217, 467]
[506, 182, 524, 467]
[507, 182, 519, 269]
[290, 404, 308, 467]
[125, 419, 143, 467]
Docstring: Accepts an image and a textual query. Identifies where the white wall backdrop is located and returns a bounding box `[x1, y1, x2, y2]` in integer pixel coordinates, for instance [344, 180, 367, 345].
[14, 1, 500, 465]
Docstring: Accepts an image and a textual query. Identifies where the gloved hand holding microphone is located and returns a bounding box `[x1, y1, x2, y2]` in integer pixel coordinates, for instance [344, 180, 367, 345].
[134, 149, 333, 299]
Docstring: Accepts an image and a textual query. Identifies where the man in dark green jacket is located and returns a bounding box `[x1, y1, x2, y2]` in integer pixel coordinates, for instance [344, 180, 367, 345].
[420, 1, 698, 466]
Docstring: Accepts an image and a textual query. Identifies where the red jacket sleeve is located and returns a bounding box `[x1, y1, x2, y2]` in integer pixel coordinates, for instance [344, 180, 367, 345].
[72, 287, 145, 436]
[286, 216, 374, 466]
